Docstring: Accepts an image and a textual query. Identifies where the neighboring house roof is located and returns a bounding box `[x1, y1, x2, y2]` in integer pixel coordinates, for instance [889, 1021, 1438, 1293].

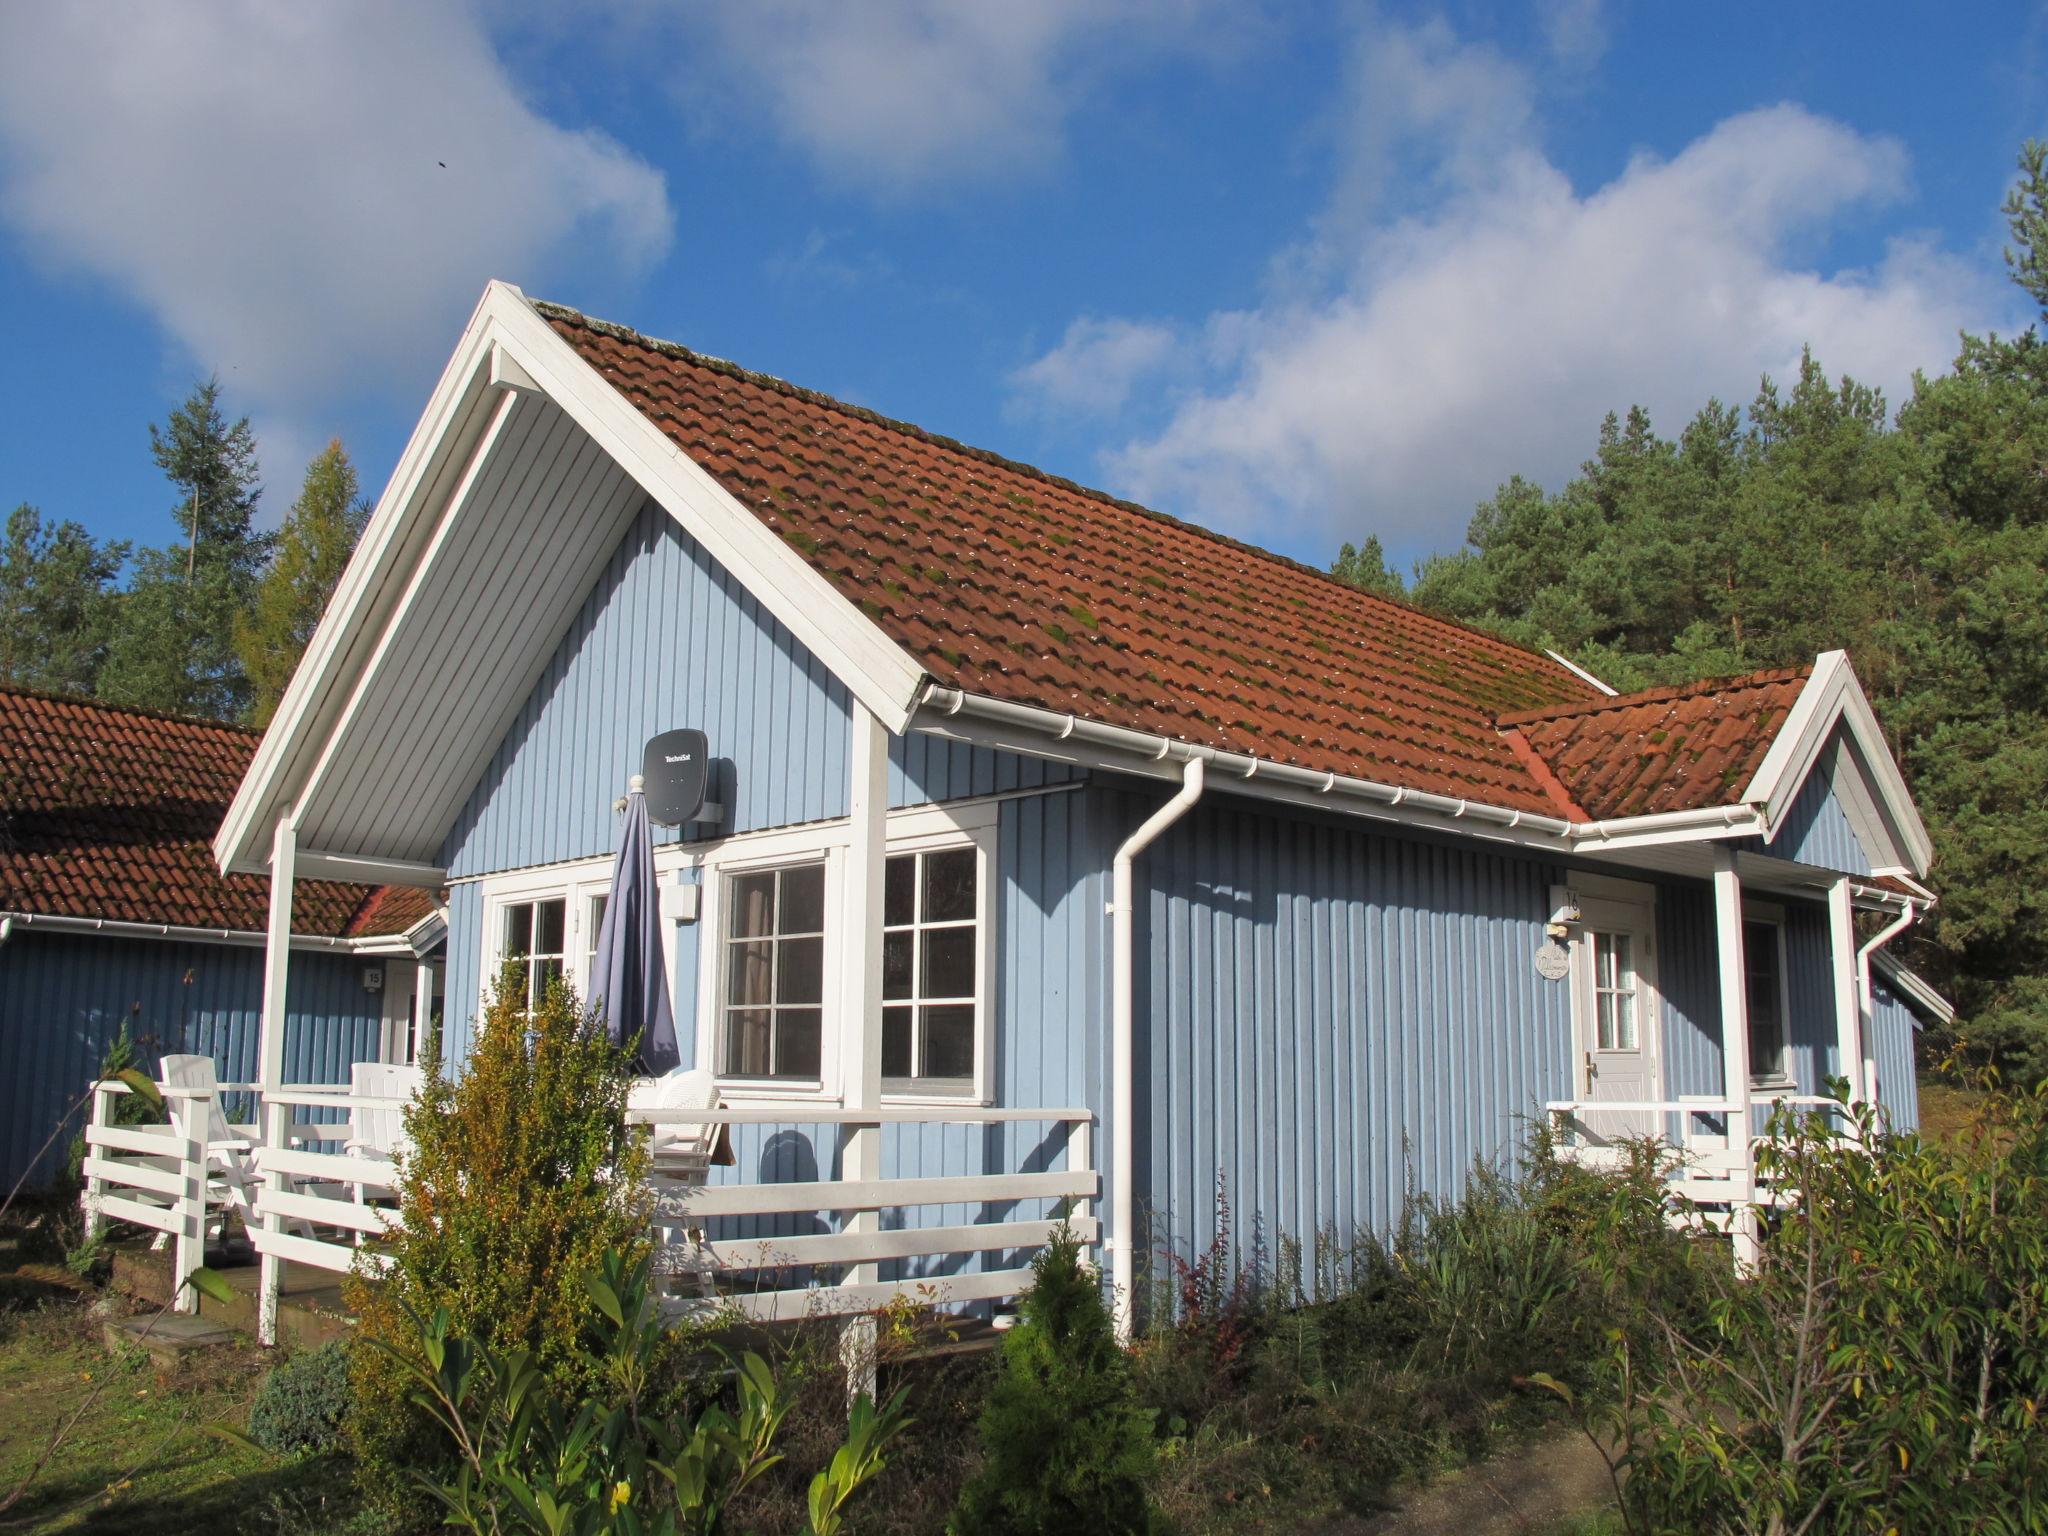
[542, 305, 1603, 818]
[1498, 667, 1814, 821]
[0, 685, 435, 939]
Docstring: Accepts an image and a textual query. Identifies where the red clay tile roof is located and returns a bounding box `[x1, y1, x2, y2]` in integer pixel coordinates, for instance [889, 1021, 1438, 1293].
[1497, 666, 1813, 821]
[0, 686, 436, 938]
[542, 304, 1607, 817]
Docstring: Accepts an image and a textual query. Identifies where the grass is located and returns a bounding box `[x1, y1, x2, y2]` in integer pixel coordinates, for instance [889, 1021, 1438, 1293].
[1916, 1073, 1987, 1146]
[0, 1299, 369, 1535]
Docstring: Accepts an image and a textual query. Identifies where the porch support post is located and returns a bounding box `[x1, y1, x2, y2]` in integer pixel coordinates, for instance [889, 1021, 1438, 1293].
[1827, 878, 1864, 1107]
[839, 703, 888, 1403]
[412, 959, 438, 1067]
[255, 811, 296, 1346]
[1710, 846, 1757, 1270]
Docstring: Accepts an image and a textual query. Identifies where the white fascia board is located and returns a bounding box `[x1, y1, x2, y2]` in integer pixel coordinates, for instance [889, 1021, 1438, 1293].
[484, 288, 929, 733]
[293, 850, 448, 888]
[0, 908, 402, 956]
[215, 286, 510, 874]
[1870, 951, 1955, 1026]
[1738, 651, 1934, 876]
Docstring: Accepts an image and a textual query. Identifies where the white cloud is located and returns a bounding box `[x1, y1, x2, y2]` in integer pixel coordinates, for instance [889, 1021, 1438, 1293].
[0, 3, 671, 440]
[671, 0, 1240, 193]
[1537, 0, 1607, 66]
[1034, 24, 2019, 559]
[1010, 317, 1181, 418]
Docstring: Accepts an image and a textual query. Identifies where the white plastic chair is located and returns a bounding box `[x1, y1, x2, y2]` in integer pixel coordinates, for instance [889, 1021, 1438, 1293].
[628, 1068, 724, 1296]
[343, 1062, 421, 1233]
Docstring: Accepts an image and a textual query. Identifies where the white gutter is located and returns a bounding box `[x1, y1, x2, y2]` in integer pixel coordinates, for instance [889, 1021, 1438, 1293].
[1855, 899, 1920, 1098]
[918, 687, 1767, 850]
[0, 909, 411, 956]
[1109, 755, 1205, 1340]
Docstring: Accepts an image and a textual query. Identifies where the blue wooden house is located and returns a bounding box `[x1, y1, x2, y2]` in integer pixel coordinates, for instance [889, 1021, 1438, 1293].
[215, 283, 1947, 1324]
[0, 686, 443, 1187]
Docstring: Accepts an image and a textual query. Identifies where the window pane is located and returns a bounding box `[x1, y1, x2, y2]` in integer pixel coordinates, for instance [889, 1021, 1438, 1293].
[922, 848, 976, 923]
[1610, 934, 1632, 988]
[724, 1010, 772, 1075]
[778, 936, 824, 1005]
[536, 956, 564, 1004]
[1615, 991, 1637, 1050]
[1593, 934, 1613, 991]
[775, 1009, 822, 1077]
[921, 1005, 976, 1079]
[883, 931, 914, 1000]
[727, 940, 774, 1006]
[503, 902, 532, 957]
[534, 898, 566, 955]
[922, 926, 976, 1000]
[780, 864, 825, 934]
[884, 855, 915, 927]
[883, 1006, 912, 1077]
[1597, 992, 1616, 1051]
[730, 872, 776, 938]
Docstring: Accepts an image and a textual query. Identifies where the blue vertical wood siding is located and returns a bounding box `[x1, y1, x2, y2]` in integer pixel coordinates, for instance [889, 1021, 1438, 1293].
[1869, 978, 1921, 1131]
[1131, 792, 1576, 1294]
[0, 931, 384, 1186]
[1768, 769, 1871, 876]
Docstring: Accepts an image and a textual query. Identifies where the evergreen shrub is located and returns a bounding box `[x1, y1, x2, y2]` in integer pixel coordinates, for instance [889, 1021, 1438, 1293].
[952, 1225, 1160, 1535]
[344, 965, 650, 1502]
[249, 1340, 352, 1455]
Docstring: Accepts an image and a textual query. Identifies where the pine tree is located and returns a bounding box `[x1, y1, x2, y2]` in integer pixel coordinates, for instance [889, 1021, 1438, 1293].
[98, 379, 268, 719]
[0, 504, 126, 695]
[236, 440, 368, 725]
[1330, 534, 1405, 597]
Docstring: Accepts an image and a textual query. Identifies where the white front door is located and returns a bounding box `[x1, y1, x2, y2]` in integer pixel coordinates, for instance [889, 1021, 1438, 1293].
[1572, 892, 1662, 1143]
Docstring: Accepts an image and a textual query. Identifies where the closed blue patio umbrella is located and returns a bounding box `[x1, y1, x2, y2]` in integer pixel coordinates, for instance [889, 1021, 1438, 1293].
[589, 774, 680, 1074]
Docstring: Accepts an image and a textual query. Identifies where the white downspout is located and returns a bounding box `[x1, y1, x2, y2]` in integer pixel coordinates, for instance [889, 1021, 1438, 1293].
[1855, 899, 1918, 1104]
[1110, 755, 1205, 1342]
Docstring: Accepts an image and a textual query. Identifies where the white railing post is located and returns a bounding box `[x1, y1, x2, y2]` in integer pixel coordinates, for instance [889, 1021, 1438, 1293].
[255, 811, 296, 1346]
[1069, 1115, 1094, 1248]
[80, 1081, 113, 1242]
[1710, 847, 1758, 1274]
[168, 1089, 207, 1315]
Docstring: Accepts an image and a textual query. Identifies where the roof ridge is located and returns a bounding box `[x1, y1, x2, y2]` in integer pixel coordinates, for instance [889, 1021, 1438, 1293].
[0, 680, 261, 738]
[529, 297, 1592, 687]
[1494, 663, 1814, 729]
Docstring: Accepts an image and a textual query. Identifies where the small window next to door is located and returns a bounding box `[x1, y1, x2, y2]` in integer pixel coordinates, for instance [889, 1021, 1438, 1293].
[1591, 931, 1638, 1050]
[1744, 917, 1790, 1084]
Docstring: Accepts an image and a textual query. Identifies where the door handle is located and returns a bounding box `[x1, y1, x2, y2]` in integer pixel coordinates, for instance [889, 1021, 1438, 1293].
[1584, 1051, 1596, 1094]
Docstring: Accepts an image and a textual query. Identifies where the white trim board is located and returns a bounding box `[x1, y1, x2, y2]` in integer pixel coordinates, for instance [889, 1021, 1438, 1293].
[1740, 651, 1932, 877]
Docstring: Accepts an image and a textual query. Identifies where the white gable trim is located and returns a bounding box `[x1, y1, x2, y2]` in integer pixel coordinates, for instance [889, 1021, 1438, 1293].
[1870, 952, 1955, 1027]
[1739, 651, 1933, 878]
[217, 281, 928, 876]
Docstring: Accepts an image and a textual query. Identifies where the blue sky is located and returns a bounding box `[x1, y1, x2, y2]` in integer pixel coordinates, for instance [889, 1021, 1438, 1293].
[0, 2, 2041, 572]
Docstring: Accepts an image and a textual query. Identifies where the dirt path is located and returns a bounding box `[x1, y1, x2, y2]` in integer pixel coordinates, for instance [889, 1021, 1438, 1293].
[1318, 1428, 1618, 1535]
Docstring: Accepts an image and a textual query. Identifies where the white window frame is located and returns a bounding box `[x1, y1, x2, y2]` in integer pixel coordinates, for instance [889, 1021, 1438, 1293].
[690, 800, 999, 1108]
[1742, 900, 1796, 1090]
[477, 855, 620, 1019]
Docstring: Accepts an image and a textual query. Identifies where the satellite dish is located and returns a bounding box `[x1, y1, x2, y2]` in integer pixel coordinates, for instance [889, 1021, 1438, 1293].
[643, 729, 710, 826]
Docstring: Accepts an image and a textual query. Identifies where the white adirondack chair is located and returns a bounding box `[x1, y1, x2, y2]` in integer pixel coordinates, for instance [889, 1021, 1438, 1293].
[629, 1068, 725, 1297]
[149, 1054, 274, 1247]
[345, 1061, 422, 1225]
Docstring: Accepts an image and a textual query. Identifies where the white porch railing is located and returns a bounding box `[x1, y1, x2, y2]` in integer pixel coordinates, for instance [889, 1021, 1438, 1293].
[1544, 1091, 1851, 1236]
[80, 1078, 1097, 1333]
[628, 1104, 1097, 1323]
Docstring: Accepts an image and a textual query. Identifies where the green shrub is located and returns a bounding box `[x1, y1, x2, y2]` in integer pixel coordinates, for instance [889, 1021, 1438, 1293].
[249, 1341, 352, 1455]
[344, 965, 652, 1504]
[952, 1226, 1161, 1535]
[1559, 1082, 2048, 1535]
[376, 1246, 910, 1535]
